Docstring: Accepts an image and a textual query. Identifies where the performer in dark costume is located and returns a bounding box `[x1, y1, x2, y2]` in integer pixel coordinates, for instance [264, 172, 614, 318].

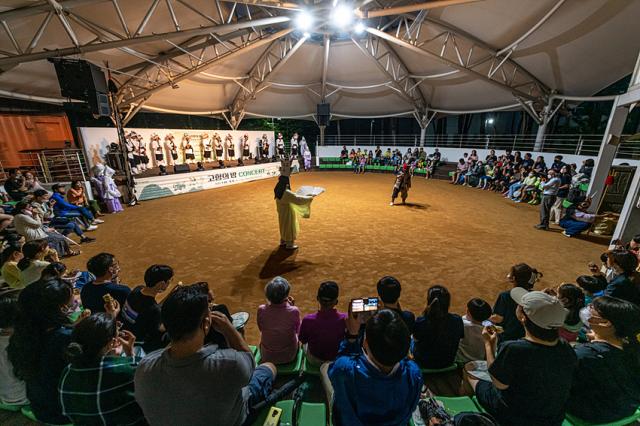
[202, 133, 213, 163]
[261, 134, 270, 161]
[165, 134, 178, 165]
[390, 163, 412, 206]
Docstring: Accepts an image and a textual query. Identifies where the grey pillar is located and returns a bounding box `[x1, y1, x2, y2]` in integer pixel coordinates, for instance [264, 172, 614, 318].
[419, 126, 426, 147]
[610, 166, 640, 244]
[588, 97, 629, 213]
[533, 99, 553, 152]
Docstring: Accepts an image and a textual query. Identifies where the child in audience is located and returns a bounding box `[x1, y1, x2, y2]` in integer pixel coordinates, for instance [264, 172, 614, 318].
[457, 298, 492, 363]
[299, 281, 346, 364]
[60, 313, 146, 425]
[18, 239, 55, 287]
[1, 245, 23, 288]
[0, 292, 28, 406]
[122, 264, 173, 352]
[576, 274, 605, 305]
[566, 296, 640, 424]
[557, 283, 585, 343]
[412, 285, 464, 369]
[376, 276, 415, 332]
[257, 276, 301, 364]
[490, 263, 540, 346]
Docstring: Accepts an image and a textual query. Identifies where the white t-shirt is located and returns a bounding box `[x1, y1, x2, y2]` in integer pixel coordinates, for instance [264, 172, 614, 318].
[0, 334, 28, 405]
[456, 315, 486, 363]
[20, 260, 50, 287]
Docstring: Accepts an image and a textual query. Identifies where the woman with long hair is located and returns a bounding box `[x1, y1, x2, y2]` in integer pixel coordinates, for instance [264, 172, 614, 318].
[412, 285, 464, 369]
[490, 263, 541, 345]
[7, 278, 74, 424]
[18, 239, 55, 287]
[59, 313, 146, 425]
[274, 170, 315, 250]
[12, 202, 78, 258]
[566, 296, 640, 423]
[604, 250, 640, 305]
[557, 283, 585, 342]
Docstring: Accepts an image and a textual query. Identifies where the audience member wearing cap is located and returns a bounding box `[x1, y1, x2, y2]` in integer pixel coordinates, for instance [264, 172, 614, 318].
[566, 296, 640, 424]
[323, 309, 422, 426]
[376, 276, 415, 333]
[257, 276, 301, 364]
[298, 281, 346, 364]
[466, 288, 577, 426]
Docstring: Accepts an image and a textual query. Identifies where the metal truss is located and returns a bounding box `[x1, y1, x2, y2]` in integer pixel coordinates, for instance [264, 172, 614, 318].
[370, 13, 551, 108]
[351, 32, 428, 116]
[226, 33, 305, 128]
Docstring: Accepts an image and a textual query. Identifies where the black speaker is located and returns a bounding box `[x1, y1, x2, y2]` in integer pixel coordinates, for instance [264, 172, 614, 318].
[49, 58, 111, 116]
[317, 103, 330, 126]
[174, 164, 191, 174]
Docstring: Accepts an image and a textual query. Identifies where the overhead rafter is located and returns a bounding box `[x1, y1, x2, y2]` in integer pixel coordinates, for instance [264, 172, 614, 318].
[119, 28, 293, 109]
[357, 0, 481, 18]
[320, 34, 330, 102]
[0, 0, 109, 21]
[351, 33, 428, 117]
[227, 32, 306, 128]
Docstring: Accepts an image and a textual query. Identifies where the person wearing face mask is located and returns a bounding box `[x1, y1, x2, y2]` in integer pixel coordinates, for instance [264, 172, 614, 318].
[567, 297, 640, 424]
[603, 250, 640, 305]
[59, 313, 146, 425]
[135, 282, 275, 426]
[465, 288, 577, 426]
[7, 278, 75, 424]
[322, 309, 423, 426]
[535, 169, 560, 230]
[80, 253, 131, 314]
[12, 202, 78, 257]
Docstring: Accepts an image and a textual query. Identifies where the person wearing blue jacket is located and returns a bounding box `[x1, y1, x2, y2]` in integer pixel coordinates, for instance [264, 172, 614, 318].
[322, 308, 423, 426]
[50, 184, 102, 228]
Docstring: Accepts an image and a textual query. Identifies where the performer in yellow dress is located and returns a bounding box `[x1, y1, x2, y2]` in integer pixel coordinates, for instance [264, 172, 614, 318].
[274, 165, 314, 250]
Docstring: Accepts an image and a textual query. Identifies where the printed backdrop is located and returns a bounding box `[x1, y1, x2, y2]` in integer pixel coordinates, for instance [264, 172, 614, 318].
[78, 127, 276, 170]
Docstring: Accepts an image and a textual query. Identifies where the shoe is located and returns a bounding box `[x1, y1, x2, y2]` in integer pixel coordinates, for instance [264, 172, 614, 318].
[562, 231, 571, 238]
[515, 200, 522, 203]
[285, 244, 298, 250]
[534, 225, 548, 230]
[92, 219, 105, 224]
[84, 225, 98, 231]
[389, 202, 394, 206]
[81, 236, 96, 243]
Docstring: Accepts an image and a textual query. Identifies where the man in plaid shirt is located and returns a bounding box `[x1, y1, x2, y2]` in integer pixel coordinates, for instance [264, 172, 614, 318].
[59, 312, 146, 426]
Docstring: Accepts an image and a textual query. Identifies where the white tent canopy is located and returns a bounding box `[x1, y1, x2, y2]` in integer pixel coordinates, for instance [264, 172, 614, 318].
[1, 0, 639, 126]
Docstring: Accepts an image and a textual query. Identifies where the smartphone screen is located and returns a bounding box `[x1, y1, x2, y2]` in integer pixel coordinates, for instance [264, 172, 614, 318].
[351, 297, 379, 313]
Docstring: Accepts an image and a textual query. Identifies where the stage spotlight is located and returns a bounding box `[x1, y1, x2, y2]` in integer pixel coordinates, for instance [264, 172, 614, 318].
[486, 118, 495, 125]
[332, 4, 353, 29]
[296, 11, 314, 32]
[354, 22, 365, 34]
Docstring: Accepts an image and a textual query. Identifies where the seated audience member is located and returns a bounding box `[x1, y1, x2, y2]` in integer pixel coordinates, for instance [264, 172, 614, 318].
[376, 276, 415, 332]
[13, 202, 77, 257]
[3, 169, 28, 201]
[467, 288, 577, 426]
[135, 282, 275, 426]
[629, 234, 640, 262]
[566, 296, 640, 423]
[556, 283, 585, 343]
[8, 278, 74, 424]
[122, 264, 173, 352]
[457, 298, 492, 363]
[298, 281, 346, 364]
[1, 245, 23, 288]
[451, 158, 468, 184]
[31, 189, 96, 243]
[81, 253, 131, 313]
[324, 309, 422, 426]
[18, 239, 55, 287]
[412, 285, 464, 369]
[490, 263, 540, 346]
[51, 183, 102, 227]
[257, 276, 301, 364]
[60, 313, 146, 425]
[560, 198, 599, 237]
[0, 208, 14, 233]
[604, 250, 640, 305]
[0, 293, 28, 406]
[576, 274, 606, 305]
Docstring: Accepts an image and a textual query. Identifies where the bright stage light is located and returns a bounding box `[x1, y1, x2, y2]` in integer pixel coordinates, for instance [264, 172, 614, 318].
[486, 118, 495, 125]
[354, 22, 365, 34]
[296, 11, 314, 32]
[332, 4, 354, 29]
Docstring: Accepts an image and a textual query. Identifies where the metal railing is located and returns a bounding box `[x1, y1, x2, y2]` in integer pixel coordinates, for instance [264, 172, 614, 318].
[319, 134, 640, 159]
[18, 149, 88, 183]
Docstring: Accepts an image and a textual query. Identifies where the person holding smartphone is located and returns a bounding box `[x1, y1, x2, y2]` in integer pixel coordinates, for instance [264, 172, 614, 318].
[321, 305, 422, 426]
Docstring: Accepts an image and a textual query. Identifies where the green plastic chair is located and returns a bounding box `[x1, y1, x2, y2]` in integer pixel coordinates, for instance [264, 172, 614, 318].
[565, 408, 640, 426]
[302, 356, 322, 376]
[249, 345, 258, 357]
[579, 183, 589, 192]
[254, 348, 303, 375]
[0, 402, 24, 412]
[435, 396, 480, 416]
[562, 199, 574, 208]
[252, 399, 326, 426]
[20, 406, 73, 425]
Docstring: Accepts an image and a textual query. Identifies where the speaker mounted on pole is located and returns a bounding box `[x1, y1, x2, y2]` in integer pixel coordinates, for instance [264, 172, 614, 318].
[49, 58, 111, 117]
[317, 103, 330, 126]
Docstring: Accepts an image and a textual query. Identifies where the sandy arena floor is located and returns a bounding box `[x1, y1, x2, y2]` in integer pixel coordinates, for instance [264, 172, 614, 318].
[64, 171, 608, 343]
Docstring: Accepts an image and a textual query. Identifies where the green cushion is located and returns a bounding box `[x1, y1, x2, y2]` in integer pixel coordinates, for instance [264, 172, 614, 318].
[0, 402, 24, 412]
[420, 363, 458, 374]
[254, 348, 303, 375]
[21, 406, 73, 425]
[435, 396, 479, 416]
[562, 199, 574, 208]
[579, 183, 589, 191]
[565, 407, 640, 426]
[302, 356, 322, 376]
[249, 345, 258, 356]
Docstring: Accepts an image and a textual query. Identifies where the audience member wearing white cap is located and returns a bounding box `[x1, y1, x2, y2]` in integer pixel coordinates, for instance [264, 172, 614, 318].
[465, 288, 577, 426]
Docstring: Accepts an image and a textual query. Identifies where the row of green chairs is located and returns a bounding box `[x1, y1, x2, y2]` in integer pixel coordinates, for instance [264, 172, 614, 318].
[0, 402, 71, 425]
